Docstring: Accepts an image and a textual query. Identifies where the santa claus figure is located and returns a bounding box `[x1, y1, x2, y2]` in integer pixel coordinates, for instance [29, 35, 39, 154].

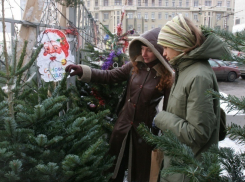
[37, 28, 74, 82]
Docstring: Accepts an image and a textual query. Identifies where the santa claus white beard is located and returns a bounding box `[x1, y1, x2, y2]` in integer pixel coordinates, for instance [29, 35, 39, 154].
[37, 51, 69, 82]
[47, 51, 66, 64]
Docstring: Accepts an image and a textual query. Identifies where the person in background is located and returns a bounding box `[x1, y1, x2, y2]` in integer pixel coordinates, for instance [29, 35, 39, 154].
[65, 28, 173, 182]
[154, 14, 231, 182]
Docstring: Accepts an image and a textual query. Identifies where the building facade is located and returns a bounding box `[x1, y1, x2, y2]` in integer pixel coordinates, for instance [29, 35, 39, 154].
[86, 0, 234, 35]
[232, 0, 245, 33]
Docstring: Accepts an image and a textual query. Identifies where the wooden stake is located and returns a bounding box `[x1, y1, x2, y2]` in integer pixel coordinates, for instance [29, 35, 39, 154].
[16, 0, 45, 75]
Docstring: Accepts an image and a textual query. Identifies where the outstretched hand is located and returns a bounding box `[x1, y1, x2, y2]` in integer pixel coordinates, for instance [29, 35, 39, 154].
[65, 64, 83, 77]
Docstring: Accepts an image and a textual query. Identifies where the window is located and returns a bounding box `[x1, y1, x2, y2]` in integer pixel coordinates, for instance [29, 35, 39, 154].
[144, 25, 148, 32]
[208, 60, 219, 67]
[179, 0, 182, 7]
[193, 13, 198, 20]
[128, 0, 133, 5]
[95, 13, 99, 19]
[104, 0, 108, 6]
[137, 13, 141, 19]
[145, 0, 148, 6]
[117, 11, 120, 15]
[128, 24, 133, 30]
[205, 1, 211, 6]
[137, 25, 141, 33]
[235, 18, 240, 25]
[151, 12, 155, 19]
[158, 12, 162, 19]
[194, 0, 198, 7]
[185, 13, 188, 17]
[216, 13, 221, 20]
[95, 0, 98, 6]
[172, 12, 175, 18]
[165, 13, 168, 19]
[227, 1, 230, 7]
[186, 0, 189, 7]
[152, 0, 155, 6]
[127, 12, 133, 19]
[104, 13, 109, 19]
[151, 25, 155, 29]
[145, 13, 148, 19]
[115, 0, 122, 5]
[165, 0, 168, 6]
[87, 1, 90, 7]
[217, 1, 222, 7]
[159, 0, 162, 6]
[138, 0, 141, 6]
[117, 16, 120, 24]
[158, 25, 162, 28]
[172, 0, 175, 7]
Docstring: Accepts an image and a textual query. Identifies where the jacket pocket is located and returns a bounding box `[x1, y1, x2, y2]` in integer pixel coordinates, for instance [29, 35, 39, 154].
[169, 92, 187, 119]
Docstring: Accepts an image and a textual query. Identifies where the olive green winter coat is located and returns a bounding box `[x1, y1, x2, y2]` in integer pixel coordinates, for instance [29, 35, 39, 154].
[155, 34, 231, 182]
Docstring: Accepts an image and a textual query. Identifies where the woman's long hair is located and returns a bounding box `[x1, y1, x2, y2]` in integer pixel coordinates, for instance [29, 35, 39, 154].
[132, 60, 172, 91]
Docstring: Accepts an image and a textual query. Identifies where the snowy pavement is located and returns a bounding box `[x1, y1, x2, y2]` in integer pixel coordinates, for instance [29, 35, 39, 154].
[219, 92, 245, 153]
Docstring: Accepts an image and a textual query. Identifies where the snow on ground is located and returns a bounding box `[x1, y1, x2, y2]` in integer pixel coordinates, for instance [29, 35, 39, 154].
[219, 137, 245, 153]
[219, 92, 245, 152]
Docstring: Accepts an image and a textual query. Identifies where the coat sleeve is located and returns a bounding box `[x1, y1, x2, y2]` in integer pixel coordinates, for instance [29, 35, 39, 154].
[155, 76, 218, 148]
[78, 62, 133, 83]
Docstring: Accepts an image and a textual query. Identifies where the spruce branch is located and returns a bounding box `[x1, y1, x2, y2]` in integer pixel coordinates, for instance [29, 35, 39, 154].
[226, 123, 245, 145]
[209, 146, 245, 181]
[206, 89, 245, 114]
[4, 117, 17, 139]
[137, 124, 222, 181]
[16, 41, 28, 72]
[15, 44, 43, 76]
[11, 38, 18, 76]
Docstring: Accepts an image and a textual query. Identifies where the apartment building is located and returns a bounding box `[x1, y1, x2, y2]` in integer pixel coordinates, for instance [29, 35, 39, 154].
[86, 0, 234, 35]
[232, 0, 245, 33]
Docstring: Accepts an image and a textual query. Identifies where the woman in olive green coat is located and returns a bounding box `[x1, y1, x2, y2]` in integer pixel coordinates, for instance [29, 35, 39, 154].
[154, 14, 231, 182]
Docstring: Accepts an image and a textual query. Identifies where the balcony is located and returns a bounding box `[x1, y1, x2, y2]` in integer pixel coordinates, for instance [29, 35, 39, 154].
[95, 5, 137, 11]
[190, 6, 227, 12]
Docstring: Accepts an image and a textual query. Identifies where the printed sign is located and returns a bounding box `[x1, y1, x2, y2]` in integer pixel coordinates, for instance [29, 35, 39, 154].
[37, 29, 74, 82]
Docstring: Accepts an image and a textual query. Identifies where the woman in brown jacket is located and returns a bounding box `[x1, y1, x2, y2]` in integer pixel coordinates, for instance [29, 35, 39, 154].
[66, 28, 173, 182]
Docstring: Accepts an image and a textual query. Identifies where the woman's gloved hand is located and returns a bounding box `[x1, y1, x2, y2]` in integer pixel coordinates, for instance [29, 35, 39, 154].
[65, 64, 83, 77]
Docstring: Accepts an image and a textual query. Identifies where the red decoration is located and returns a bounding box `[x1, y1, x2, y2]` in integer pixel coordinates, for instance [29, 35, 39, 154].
[64, 26, 78, 36]
[90, 88, 105, 106]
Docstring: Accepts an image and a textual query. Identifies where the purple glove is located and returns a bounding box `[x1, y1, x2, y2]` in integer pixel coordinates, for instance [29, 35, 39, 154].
[65, 64, 83, 77]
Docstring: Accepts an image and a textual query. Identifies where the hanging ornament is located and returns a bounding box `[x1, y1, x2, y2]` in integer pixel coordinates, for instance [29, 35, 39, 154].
[129, 29, 135, 35]
[64, 26, 78, 36]
[87, 102, 97, 111]
[104, 34, 110, 41]
[113, 62, 118, 68]
[117, 24, 123, 36]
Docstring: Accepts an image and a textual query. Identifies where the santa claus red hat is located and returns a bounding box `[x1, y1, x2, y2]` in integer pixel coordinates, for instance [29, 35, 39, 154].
[39, 29, 69, 57]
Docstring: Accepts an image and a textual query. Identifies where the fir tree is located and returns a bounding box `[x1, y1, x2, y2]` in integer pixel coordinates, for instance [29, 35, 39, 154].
[0, 8, 114, 181]
[77, 23, 132, 133]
